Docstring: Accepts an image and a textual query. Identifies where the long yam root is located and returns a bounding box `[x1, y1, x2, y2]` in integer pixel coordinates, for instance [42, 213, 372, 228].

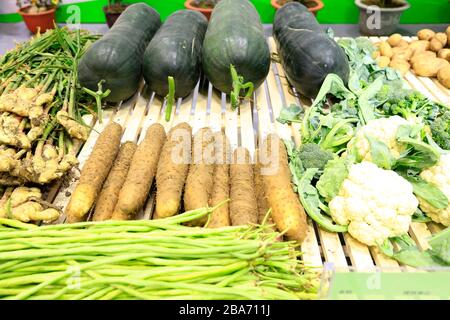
[112, 124, 166, 220]
[184, 128, 215, 226]
[260, 134, 308, 243]
[254, 150, 274, 228]
[208, 131, 231, 228]
[93, 141, 137, 221]
[66, 122, 122, 223]
[230, 147, 258, 226]
[155, 122, 192, 219]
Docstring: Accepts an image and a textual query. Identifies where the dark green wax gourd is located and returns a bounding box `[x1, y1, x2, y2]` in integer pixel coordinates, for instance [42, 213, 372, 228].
[273, 2, 349, 99]
[78, 3, 161, 103]
[202, 0, 270, 94]
[143, 10, 208, 98]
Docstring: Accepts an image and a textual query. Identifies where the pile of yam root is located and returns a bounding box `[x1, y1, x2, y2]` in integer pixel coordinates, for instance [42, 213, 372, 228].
[374, 26, 450, 88]
[65, 122, 308, 243]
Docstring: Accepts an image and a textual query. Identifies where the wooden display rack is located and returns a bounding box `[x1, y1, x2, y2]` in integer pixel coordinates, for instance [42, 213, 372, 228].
[46, 37, 449, 270]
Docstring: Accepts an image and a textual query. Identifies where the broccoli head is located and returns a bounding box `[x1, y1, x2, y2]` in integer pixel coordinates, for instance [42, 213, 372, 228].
[298, 143, 334, 170]
[430, 111, 450, 150]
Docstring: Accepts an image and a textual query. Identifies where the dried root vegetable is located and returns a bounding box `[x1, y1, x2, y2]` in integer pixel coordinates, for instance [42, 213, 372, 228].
[254, 150, 274, 227]
[112, 123, 166, 220]
[66, 122, 122, 223]
[208, 132, 231, 228]
[259, 134, 308, 243]
[155, 122, 192, 219]
[184, 128, 215, 226]
[230, 147, 258, 226]
[0, 187, 60, 223]
[93, 141, 137, 221]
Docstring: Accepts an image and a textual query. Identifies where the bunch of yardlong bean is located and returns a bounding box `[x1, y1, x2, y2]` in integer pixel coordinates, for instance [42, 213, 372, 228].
[0, 206, 320, 300]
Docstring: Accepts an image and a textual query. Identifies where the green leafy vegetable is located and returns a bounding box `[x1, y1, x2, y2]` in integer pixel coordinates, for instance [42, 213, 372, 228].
[297, 143, 334, 171]
[412, 209, 432, 223]
[294, 168, 348, 233]
[277, 104, 304, 124]
[395, 125, 441, 170]
[379, 232, 450, 268]
[366, 135, 396, 170]
[402, 174, 448, 210]
[316, 158, 350, 203]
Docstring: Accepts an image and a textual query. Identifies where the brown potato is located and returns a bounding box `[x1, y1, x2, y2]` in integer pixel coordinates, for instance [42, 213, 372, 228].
[437, 65, 450, 89]
[389, 59, 410, 75]
[392, 47, 412, 61]
[430, 37, 444, 53]
[434, 32, 448, 46]
[413, 58, 449, 77]
[409, 40, 430, 53]
[372, 50, 381, 59]
[387, 33, 402, 47]
[379, 41, 393, 58]
[417, 29, 435, 41]
[438, 49, 450, 62]
[410, 50, 436, 65]
[397, 39, 409, 49]
[376, 56, 390, 68]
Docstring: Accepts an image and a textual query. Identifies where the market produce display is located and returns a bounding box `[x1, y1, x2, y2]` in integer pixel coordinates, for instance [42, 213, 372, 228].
[143, 10, 208, 121]
[279, 35, 449, 267]
[78, 3, 161, 103]
[1, 1, 449, 301]
[375, 26, 450, 88]
[202, 0, 270, 109]
[273, 2, 350, 99]
[0, 209, 319, 300]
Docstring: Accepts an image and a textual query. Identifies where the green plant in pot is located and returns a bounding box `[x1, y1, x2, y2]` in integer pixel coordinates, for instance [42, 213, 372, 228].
[17, 0, 60, 34]
[184, 0, 220, 20]
[270, 0, 324, 16]
[103, 0, 128, 28]
[355, 0, 410, 36]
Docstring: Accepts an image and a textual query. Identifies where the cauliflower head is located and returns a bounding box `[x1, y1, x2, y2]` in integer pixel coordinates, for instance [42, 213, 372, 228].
[419, 153, 450, 226]
[348, 116, 410, 161]
[329, 161, 418, 246]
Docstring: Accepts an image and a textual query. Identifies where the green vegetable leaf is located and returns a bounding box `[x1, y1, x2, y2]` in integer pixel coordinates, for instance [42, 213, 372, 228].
[379, 232, 450, 268]
[310, 74, 356, 109]
[395, 132, 441, 171]
[316, 158, 350, 202]
[428, 228, 450, 264]
[404, 175, 448, 210]
[357, 76, 383, 125]
[295, 168, 348, 233]
[277, 104, 303, 124]
[365, 135, 396, 170]
[412, 209, 432, 223]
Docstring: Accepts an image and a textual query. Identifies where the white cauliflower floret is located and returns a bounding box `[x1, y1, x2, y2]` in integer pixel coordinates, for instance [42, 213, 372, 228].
[418, 154, 450, 226]
[347, 116, 410, 161]
[329, 161, 418, 246]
